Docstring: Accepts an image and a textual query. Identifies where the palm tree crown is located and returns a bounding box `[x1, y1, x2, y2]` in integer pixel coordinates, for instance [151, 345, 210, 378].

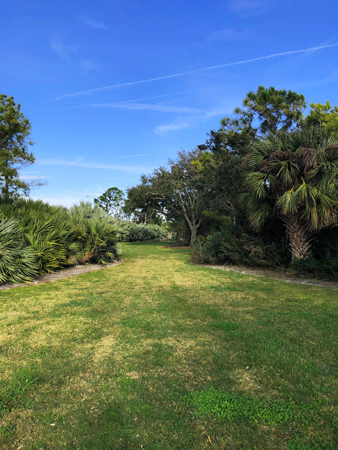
[242, 129, 338, 259]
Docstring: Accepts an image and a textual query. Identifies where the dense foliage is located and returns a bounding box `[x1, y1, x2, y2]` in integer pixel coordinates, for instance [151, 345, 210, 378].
[118, 222, 168, 242]
[0, 199, 120, 284]
[126, 86, 338, 279]
[194, 224, 290, 268]
[68, 202, 121, 264]
[0, 217, 37, 283]
[0, 196, 169, 285]
[242, 129, 338, 260]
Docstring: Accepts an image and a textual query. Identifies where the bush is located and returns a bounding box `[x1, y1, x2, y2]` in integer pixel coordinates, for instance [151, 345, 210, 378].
[0, 199, 121, 284]
[290, 227, 338, 280]
[68, 202, 121, 263]
[119, 222, 168, 242]
[194, 225, 290, 268]
[0, 217, 37, 283]
[0, 199, 72, 274]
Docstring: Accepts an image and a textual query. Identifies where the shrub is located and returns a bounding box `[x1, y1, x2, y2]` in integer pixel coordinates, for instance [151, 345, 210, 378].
[0, 217, 37, 283]
[194, 225, 290, 268]
[119, 222, 168, 242]
[68, 202, 121, 263]
[0, 199, 121, 284]
[290, 227, 338, 280]
[0, 199, 73, 274]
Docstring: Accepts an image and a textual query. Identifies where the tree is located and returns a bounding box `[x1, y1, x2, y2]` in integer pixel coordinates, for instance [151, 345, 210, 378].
[304, 101, 338, 138]
[196, 129, 244, 224]
[142, 150, 217, 246]
[94, 187, 124, 218]
[242, 129, 338, 260]
[0, 94, 35, 202]
[220, 86, 306, 146]
[242, 86, 306, 133]
[199, 86, 309, 226]
[195, 86, 307, 227]
[124, 179, 163, 224]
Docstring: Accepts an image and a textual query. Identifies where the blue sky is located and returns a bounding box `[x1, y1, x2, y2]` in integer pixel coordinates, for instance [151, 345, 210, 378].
[2, 0, 338, 207]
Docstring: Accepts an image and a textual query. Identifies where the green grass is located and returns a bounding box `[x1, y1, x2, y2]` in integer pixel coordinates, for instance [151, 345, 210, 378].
[0, 242, 337, 449]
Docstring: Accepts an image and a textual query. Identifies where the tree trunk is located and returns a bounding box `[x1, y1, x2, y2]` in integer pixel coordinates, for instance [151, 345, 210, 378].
[285, 216, 311, 260]
[189, 221, 199, 246]
[189, 225, 197, 247]
[3, 157, 10, 202]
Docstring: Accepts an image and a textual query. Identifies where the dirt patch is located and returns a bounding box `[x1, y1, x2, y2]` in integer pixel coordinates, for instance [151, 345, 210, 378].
[0, 260, 125, 291]
[192, 260, 338, 289]
[234, 368, 260, 392]
[126, 371, 145, 379]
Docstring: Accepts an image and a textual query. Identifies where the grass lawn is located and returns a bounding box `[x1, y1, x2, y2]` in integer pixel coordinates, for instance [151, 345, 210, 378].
[0, 242, 337, 449]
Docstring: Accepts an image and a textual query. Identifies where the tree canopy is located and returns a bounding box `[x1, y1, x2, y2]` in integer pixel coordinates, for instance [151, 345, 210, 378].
[125, 85, 338, 268]
[304, 101, 338, 138]
[94, 187, 124, 218]
[242, 129, 338, 259]
[0, 94, 35, 202]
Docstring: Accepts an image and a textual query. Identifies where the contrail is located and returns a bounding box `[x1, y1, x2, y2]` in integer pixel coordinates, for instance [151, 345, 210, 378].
[51, 43, 338, 101]
[57, 89, 207, 108]
[87, 88, 207, 106]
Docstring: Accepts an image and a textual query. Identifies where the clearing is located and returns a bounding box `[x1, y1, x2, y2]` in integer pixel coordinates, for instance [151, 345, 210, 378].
[0, 243, 337, 449]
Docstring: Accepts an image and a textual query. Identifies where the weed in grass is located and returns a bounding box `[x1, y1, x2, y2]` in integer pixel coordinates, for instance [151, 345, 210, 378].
[183, 387, 321, 425]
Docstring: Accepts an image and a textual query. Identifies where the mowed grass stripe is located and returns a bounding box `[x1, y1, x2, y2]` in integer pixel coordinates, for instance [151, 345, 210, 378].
[0, 242, 337, 450]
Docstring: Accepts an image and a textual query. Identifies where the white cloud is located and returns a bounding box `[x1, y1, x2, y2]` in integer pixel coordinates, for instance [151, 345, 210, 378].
[36, 159, 151, 174]
[154, 108, 229, 135]
[50, 39, 77, 61]
[83, 19, 106, 30]
[155, 120, 191, 134]
[228, 0, 269, 15]
[30, 195, 83, 208]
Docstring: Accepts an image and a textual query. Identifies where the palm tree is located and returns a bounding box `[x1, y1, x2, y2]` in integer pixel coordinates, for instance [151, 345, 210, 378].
[242, 129, 338, 260]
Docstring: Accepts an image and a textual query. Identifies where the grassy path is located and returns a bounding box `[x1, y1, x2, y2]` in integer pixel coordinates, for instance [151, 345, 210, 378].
[0, 243, 337, 449]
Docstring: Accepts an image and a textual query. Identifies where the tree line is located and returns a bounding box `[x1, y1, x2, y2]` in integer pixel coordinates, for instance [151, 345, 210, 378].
[1, 88, 338, 279]
[123, 86, 338, 277]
